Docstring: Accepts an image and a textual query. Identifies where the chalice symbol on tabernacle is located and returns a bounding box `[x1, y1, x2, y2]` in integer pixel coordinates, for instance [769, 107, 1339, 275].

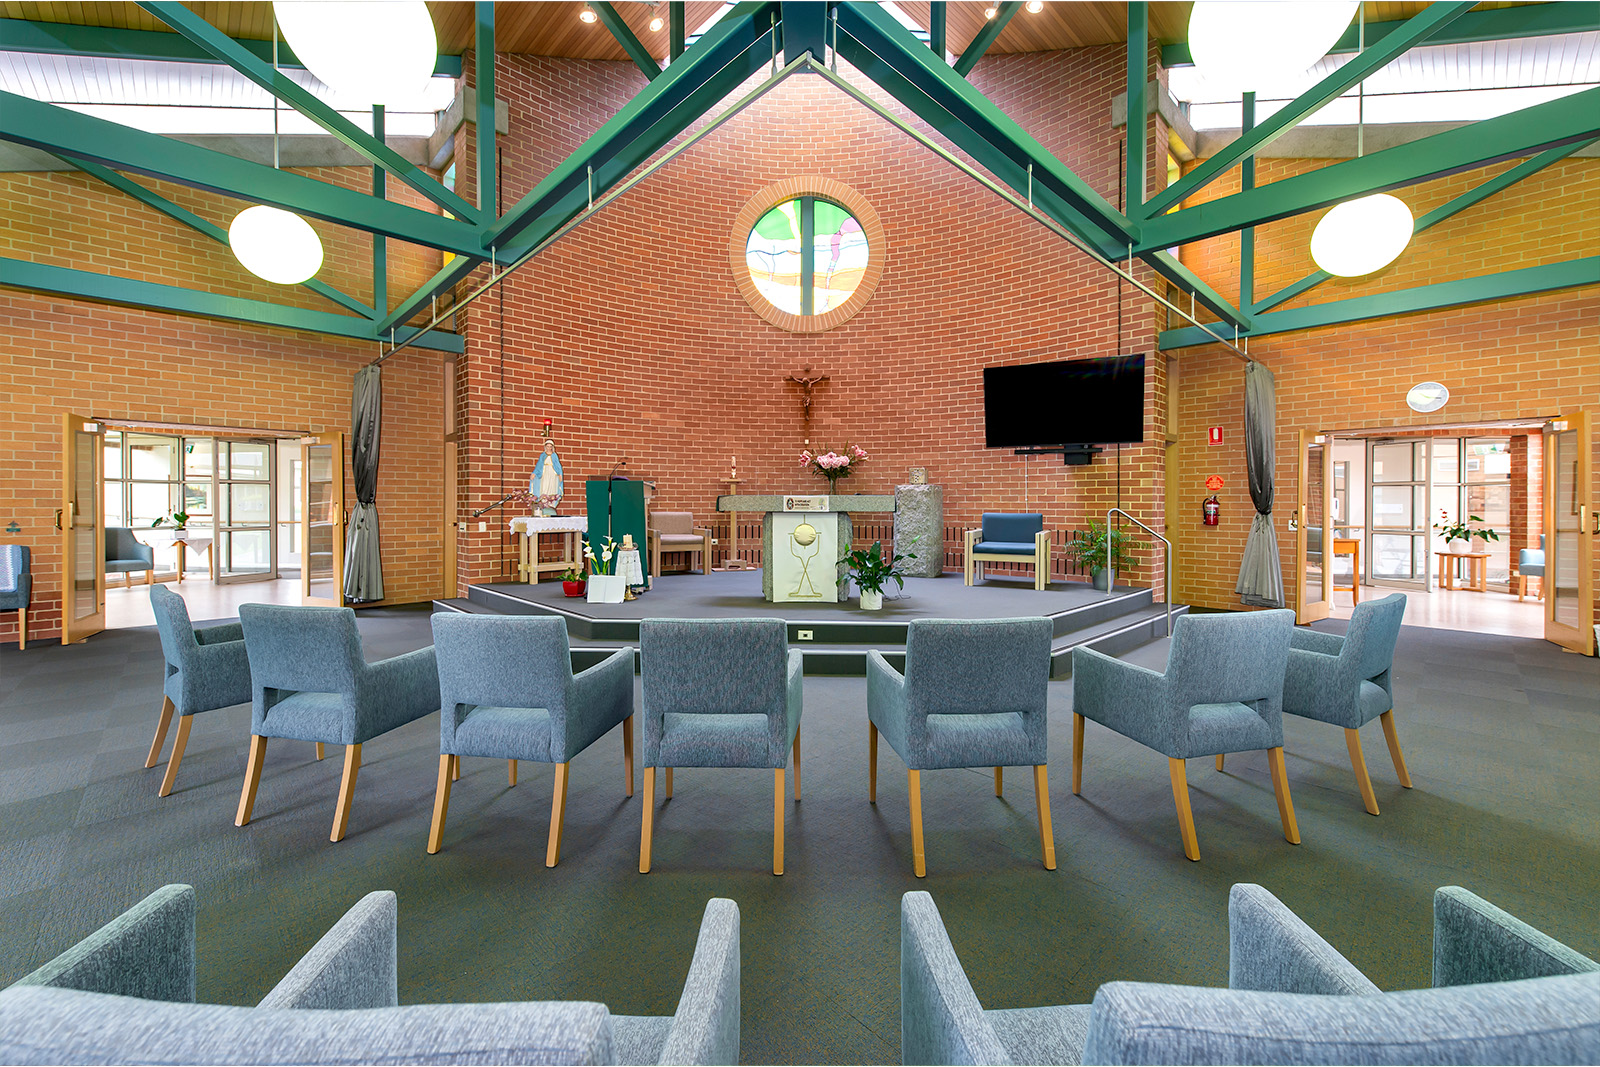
[789, 522, 822, 599]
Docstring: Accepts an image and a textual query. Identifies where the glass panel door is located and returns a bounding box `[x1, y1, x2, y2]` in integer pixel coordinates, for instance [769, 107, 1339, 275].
[60, 412, 104, 643]
[1545, 411, 1594, 655]
[302, 432, 345, 606]
[1369, 439, 1428, 584]
[1296, 430, 1332, 624]
[217, 439, 277, 584]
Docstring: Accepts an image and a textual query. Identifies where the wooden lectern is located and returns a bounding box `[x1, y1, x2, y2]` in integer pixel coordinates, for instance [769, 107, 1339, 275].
[586, 479, 651, 585]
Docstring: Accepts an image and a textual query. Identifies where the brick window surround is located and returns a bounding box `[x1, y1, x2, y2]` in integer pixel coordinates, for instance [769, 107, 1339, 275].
[729, 176, 885, 333]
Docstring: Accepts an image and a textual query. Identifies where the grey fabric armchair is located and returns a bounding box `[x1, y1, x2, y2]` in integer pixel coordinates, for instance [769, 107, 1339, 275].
[1072, 609, 1298, 861]
[901, 884, 1600, 1065]
[1, 890, 740, 1066]
[237, 604, 440, 842]
[105, 526, 155, 587]
[638, 618, 801, 875]
[0, 544, 29, 649]
[1282, 592, 1409, 815]
[146, 585, 252, 797]
[867, 618, 1056, 878]
[428, 613, 636, 866]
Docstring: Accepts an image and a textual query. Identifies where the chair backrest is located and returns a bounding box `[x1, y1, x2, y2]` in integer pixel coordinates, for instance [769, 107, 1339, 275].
[105, 527, 145, 561]
[239, 604, 364, 694]
[1341, 593, 1405, 683]
[980, 513, 1043, 543]
[431, 614, 572, 711]
[641, 618, 787, 716]
[1166, 609, 1295, 708]
[904, 618, 1052, 716]
[0, 544, 25, 594]
[653, 511, 694, 535]
[149, 585, 198, 670]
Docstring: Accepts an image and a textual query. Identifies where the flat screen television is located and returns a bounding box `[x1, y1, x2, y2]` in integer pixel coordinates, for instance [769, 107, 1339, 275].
[983, 354, 1145, 448]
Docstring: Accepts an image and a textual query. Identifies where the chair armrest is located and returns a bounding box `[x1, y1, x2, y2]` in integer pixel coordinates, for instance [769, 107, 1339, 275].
[195, 622, 243, 645]
[359, 647, 441, 737]
[257, 892, 397, 1010]
[11, 884, 195, 1003]
[785, 649, 803, 747]
[658, 899, 740, 1066]
[1070, 646, 1166, 744]
[900, 892, 1011, 1065]
[1228, 884, 1379, 995]
[1288, 627, 1346, 656]
[1433, 886, 1600, 987]
[565, 648, 637, 759]
[866, 650, 910, 757]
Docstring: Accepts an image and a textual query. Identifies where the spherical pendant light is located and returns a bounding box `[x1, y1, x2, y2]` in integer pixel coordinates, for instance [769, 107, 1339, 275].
[273, 1, 438, 106]
[1187, 1, 1359, 93]
[229, 205, 324, 285]
[1310, 194, 1415, 277]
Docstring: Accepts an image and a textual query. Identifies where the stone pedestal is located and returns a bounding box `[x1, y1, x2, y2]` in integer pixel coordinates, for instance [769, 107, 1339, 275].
[895, 484, 944, 578]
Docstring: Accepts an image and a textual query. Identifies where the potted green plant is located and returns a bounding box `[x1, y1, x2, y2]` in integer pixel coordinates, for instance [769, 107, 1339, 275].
[838, 539, 911, 610]
[1063, 523, 1139, 591]
[1433, 510, 1500, 554]
[151, 510, 189, 531]
[559, 565, 587, 598]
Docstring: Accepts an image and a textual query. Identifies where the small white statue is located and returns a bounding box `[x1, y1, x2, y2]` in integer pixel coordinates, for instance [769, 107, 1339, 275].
[530, 439, 563, 516]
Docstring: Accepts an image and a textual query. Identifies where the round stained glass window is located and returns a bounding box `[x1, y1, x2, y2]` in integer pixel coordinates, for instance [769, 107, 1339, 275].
[745, 197, 869, 317]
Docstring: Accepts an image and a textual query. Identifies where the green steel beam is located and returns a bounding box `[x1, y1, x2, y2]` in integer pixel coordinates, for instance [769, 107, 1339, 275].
[1142, 1, 1475, 219]
[1240, 92, 1254, 311]
[952, 1, 1020, 77]
[1161, 3, 1600, 67]
[592, 1, 663, 79]
[0, 256, 464, 353]
[1160, 257, 1600, 349]
[376, 256, 482, 337]
[1137, 86, 1600, 252]
[65, 156, 377, 319]
[670, 2, 686, 59]
[476, 3, 497, 218]
[929, 1, 946, 58]
[0, 18, 462, 76]
[135, 1, 480, 223]
[0, 91, 485, 258]
[1125, 2, 1147, 214]
[1254, 138, 1596, 314]
[372, 105, 388, 316]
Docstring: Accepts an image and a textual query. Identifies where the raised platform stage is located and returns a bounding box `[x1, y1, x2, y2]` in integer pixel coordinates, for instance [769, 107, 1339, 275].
[437, 571, 1185, 678]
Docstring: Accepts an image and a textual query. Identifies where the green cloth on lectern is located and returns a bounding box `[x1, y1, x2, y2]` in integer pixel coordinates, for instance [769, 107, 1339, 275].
[585, 479, 650, 584]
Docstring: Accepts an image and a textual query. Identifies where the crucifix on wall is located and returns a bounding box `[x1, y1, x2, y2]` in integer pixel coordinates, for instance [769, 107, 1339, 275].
[786, 365, 829, 435]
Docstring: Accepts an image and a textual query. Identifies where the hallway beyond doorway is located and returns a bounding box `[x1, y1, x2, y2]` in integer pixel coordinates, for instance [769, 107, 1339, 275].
[105, 576, 303, 629]
[1331, 584, 1544, 640]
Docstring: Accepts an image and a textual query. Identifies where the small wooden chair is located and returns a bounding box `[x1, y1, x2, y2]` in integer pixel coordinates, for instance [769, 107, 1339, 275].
[649, 511, 713, 577]
[963, 513, 1052, 590]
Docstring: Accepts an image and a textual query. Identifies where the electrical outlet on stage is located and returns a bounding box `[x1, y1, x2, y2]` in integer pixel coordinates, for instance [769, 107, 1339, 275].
[797, 630, 814, 641]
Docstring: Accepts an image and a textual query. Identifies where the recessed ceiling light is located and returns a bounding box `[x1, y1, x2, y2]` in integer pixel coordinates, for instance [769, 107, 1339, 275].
[1186, 1, 1358, 94]
[984, 6, 998, 19]
[579, 4, 598, 24]
[273, 1, 438, 106]
[1025, 0, 1044, 12]
[649, 14, 664, 31]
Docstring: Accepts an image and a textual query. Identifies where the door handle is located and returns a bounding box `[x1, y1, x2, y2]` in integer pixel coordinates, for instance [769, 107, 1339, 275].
[55, 508, 63, 531]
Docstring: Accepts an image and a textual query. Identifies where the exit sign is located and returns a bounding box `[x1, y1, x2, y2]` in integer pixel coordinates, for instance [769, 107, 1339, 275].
[1208, 426, 1224, 445]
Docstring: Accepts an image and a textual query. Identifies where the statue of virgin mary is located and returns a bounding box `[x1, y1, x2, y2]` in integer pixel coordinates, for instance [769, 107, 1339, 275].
[530, 439, 563, 516]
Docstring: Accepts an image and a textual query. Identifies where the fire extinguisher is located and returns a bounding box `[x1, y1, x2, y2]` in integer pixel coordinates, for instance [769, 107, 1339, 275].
[1203, 495, 1220, 526]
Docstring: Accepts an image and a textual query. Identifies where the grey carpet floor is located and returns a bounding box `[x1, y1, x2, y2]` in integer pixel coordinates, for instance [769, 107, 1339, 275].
[1, 607, 1596, 1064]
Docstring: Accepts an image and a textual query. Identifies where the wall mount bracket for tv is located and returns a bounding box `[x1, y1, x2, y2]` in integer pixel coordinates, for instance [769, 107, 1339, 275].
[1013, 445, 1104, 466]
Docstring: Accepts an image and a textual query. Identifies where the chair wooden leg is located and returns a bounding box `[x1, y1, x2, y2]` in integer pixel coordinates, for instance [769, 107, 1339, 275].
[792, 725, 801, 800]
[622, 715, 635, 797]
[1380, 711, 1413, 788]
[316, 742, 325, 761]
[1518, 575, 1527, 601]
[509, 759, 518, 787]
[866, 722, 880, 803]
[123, 572, 131, 589]
[664, 766, 673, 798]
[546, 762, 570, 867]
[1268, 746, 1301, 844]
[639, 766, 656, 873]
[1215, 753, 1225, 771]
[1071, 713, 1084, 795]
[330, 742, 362, 842]
[427, 754, 453, 854]
[1033, 764, 1057, 870]
[451, 753, 460, 781]
[157, 715, 191, 797]
[908, 769, 926, 878]
[773, 768, 786, 876]
[145, 695, 175, 769]
[17, 607, 25, 650]
[236, 735, 268, 826]
[145, 569, 153, 586]
[1168, 757, 1200, 861]
[1345, 728, 1380, 815]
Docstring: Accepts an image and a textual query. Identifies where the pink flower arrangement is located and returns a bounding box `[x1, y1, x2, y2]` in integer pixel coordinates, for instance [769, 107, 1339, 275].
[800, 444, 868, 489]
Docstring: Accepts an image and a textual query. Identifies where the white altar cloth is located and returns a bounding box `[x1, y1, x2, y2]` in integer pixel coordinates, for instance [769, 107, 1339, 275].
[509, 515, 588, 535]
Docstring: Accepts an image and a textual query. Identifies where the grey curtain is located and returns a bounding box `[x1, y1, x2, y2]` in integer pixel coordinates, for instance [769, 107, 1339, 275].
[343, 364, 384, 603]
[1235, 360, 1285, 608]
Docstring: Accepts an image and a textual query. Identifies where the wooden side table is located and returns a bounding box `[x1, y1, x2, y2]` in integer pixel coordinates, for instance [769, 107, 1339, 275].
[1436, 551, 1489, 592]
[1331, 537, 1361, 604]
[509, 515, 588, 584]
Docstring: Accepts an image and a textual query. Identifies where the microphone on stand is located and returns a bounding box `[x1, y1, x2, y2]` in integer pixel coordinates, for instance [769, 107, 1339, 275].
[609, 457, 629, 481]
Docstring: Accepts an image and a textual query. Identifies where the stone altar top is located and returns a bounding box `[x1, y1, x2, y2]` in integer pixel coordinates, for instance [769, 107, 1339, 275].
[716, 494, 897, 513]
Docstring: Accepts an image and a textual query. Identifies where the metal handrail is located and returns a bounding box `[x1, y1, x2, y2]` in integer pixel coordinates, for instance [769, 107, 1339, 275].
[1106, 508, 1173, 638]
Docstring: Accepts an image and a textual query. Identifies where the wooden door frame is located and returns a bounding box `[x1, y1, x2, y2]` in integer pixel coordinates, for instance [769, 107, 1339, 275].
[60, 412, 105, 644]
[301, 431, 345, 607]
[1544, 410, 1594, 655]
[1296, 429, 1334, 625]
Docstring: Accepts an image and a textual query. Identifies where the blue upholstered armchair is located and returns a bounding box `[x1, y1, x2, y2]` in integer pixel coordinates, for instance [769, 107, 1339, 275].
[638, 618, 802, 876]
[428, 613, 636, 865]
[1, 889, 742, 1065]
[237, 604, 439, 842]
[146, 586, 252, 797]
[104, 526, 155, 587]
[1282, 592, 1410, 815]
[1072, 609, 1298, 861]
[1519, 534, 1545, 601]
[867, 618, 1056, 877]
[899, 885, 1600, 1065]
[964, 513, 1052, 590]
[0, 544, 30, 649]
